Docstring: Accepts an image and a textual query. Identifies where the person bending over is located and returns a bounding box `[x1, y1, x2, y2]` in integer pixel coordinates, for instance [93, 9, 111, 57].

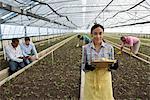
[120, 36, 140, 55]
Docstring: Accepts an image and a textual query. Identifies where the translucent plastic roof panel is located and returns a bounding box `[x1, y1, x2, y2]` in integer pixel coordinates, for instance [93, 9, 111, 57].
[1, 24, 25, 39]
[0, 9, 10, 18]
[0, 0, 150, 30]
[4, 15, 37, 26]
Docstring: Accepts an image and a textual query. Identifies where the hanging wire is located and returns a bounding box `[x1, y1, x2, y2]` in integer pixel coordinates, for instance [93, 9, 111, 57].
[86, 0, 114, 29]
[139, 4, 150, 11]
[104, 0, 146, 22]
[14, 0, 27, 5]
[14, 0, 34, 6]
[93, 0, 114, 22]
[13, 0, 78, 28]
[107, 12, 150, 26]
[47, 0, 79, 4]
[106, 20, 150, 28]
[102, 0, 150, 28]
[145, 0, 150, 6]
[30, 0, 79, 28]
[43, 4, 137, 17]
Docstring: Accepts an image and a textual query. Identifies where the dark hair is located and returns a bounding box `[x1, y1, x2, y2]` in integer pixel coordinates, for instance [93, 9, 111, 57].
[12, 38, 19, 43]
[25, 37, 30, 41]
[91, 24, 104, 34]
[120, 36, 125, 40]
[77, 35, 81, 38]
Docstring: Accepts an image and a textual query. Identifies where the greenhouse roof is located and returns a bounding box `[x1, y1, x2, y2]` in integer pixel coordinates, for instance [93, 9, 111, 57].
[0, 0, 150, 29]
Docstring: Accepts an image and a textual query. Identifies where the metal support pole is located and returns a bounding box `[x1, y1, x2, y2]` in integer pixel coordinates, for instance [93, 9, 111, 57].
[0, 23, 2, 51]
[103, 12, 104, 26]
[51, 51, 54, 65]
[24, 26, 27, 37]
[47, 27, 50, 44]
[38, 27, 40, 41]
[52, 24, 54, 39]
[0, 23, 6, 60]
[58, 26, 62, 36]
[47, 27, 48, 36]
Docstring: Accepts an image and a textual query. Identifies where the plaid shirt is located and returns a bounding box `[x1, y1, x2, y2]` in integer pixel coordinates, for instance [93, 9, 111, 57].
[82, 41, 114, 65]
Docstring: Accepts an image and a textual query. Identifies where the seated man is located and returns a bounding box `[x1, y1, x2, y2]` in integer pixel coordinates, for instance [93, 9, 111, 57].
[5, 38, 25, 74]
[20, 37, 38, 65]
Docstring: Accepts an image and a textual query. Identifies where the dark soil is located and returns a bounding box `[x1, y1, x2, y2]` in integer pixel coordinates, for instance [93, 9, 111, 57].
[0, 38, 149, 100]
[139, 45, 150, 56]
[104, 36, 150, 56]
[0, 37, 81, 100]
[112, 48, 150, 100]
[0, 35, 71, 71]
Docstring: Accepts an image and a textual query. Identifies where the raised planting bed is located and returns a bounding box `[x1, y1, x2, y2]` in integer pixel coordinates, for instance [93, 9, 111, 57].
[104, 36, 150, 56]
[112, 48, 150, 99]
[0, 37, 81, 99]
[0, 38, 149, 99]
[0, 35, 71, 71]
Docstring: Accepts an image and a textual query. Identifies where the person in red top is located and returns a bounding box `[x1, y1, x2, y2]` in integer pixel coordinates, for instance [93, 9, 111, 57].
[120, 36, 140, 54]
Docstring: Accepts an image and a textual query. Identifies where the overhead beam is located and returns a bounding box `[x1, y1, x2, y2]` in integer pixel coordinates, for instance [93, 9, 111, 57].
[0, 2, 75, 29]
[106, 21, 150, 28]
[30, 0, 78, 28]
[1, 12, 18, 24]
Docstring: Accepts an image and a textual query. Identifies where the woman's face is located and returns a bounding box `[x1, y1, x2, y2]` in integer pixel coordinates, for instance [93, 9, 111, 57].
[91, 27, 104, 44]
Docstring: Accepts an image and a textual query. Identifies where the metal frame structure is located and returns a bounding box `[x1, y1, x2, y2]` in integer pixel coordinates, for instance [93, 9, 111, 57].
[0, 0, 149, 39]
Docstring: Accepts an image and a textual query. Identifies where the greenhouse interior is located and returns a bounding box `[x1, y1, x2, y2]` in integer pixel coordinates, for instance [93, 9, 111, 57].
[0, 0, 149, 99]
